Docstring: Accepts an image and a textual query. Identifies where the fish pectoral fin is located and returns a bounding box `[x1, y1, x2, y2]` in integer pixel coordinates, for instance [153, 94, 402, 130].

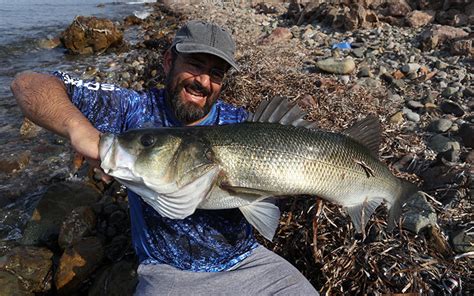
[239, 199, 280, 242]
[143, 166, 220, 220]
[345, 197, 384, 233]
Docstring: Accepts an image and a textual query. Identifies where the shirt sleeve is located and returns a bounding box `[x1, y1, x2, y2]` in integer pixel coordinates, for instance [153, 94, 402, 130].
[52, 71, 146, 134]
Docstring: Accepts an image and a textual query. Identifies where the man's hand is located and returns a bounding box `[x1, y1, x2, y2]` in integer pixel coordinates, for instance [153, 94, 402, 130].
[68, 121, 112, 183]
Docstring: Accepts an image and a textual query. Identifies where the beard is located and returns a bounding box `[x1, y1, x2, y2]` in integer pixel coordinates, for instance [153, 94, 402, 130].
[165, 69, 218, 124]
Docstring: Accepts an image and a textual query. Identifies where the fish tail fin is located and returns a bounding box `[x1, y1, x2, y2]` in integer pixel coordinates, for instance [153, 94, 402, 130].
[387, 179, 418, 231]
[346, 197, 384, 234]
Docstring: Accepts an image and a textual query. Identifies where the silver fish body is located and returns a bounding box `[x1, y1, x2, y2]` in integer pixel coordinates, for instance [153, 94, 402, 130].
[100, 99, 416, 240]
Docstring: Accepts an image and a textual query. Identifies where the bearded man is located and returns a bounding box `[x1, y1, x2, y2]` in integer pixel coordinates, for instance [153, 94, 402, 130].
[12, 20, 318, 295]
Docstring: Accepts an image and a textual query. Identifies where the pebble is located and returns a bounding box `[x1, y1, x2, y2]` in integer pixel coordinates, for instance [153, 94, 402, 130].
[440, 100, 465, 117]
[390, 111, 404, 124]
[442, 87, 459, 98]
[316, 57, 356, 74]
[407, 100, 424, 109]
[428, 134, 461, 153]
[401, 63, 420, 74]
[427, 118, 453, 133]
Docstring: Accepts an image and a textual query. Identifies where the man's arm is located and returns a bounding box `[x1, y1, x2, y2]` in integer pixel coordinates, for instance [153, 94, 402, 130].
[11, 71, 100, 161]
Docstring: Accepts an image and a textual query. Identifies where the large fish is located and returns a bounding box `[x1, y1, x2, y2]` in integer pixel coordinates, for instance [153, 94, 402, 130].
[99, 98, 417, 240]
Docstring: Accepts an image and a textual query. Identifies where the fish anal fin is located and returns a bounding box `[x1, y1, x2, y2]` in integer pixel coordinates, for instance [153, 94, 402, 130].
[343, 116, 381, 157]
[345, 197, 384, 234]
[240, 199, 280, 242]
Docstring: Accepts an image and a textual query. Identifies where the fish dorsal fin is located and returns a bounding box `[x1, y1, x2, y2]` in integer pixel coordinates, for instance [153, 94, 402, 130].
[247, 97, 316, 129]
[345, 197, 384, 234]
[342, 116, 381, 156]
[239, 198, 280, 242]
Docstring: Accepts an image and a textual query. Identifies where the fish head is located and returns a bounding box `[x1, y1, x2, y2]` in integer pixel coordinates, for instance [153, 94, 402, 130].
[99, 128, 219, 219]
[99, 129, 182, 185]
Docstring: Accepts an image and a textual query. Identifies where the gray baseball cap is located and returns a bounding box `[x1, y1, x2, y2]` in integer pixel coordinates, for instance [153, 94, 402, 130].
[171, 20, 239, 71]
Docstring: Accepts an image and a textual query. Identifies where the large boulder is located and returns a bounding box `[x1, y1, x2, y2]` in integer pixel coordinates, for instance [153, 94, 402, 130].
[61, 16, 124, 54]
[418, 24, 469, 51]
[20, 181, 101, 246]
[0, 246, 53, 294]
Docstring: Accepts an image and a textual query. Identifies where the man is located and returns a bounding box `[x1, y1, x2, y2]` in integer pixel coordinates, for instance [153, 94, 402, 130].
[12, 20, 318, 295]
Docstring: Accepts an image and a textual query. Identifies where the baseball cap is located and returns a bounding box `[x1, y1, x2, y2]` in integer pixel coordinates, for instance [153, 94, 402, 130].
[171, 20, 239, 71]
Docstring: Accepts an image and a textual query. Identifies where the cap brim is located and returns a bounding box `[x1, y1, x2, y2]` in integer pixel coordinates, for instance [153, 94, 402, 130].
[175, 43, 239, 71]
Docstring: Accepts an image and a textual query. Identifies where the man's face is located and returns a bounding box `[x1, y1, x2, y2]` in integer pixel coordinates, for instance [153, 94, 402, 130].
[164, 51, 229, 125]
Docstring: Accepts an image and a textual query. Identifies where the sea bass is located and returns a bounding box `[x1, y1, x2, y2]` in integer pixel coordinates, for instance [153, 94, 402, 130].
[99, 98, 417, 240]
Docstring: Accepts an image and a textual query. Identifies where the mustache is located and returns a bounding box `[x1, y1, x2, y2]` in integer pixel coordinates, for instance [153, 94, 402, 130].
[186, 81, 211, 97]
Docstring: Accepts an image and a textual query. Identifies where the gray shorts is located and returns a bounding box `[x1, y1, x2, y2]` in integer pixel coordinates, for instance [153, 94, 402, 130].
[135, 245, 319, 296]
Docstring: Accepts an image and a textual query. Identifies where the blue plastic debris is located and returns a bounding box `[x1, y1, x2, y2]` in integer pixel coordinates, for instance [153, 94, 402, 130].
[332, 42, 352, 50]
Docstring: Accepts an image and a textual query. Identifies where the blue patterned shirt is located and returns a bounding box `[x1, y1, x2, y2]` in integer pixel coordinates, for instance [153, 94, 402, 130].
[54, 71, 259, 272]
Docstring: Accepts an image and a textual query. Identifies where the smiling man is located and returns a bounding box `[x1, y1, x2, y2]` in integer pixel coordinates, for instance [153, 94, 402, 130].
[11, 20, 318, 295]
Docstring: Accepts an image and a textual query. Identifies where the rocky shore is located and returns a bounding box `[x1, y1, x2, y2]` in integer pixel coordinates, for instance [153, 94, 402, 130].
[0, 1, 472, 295]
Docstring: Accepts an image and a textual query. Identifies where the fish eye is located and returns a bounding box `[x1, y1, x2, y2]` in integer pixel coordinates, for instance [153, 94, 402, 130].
[140, 134, 155, 147]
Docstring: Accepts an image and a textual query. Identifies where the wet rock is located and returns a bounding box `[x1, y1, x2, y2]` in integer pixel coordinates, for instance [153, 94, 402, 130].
[258, 27, 292, 45]
[55, 237, 104, 295]
[406, 10, 435, 28]
[21, 182, 101, 246]
[58, 206, 97, 250]
[427, 118, 453, 133]
[418, 25, 468, 51]
[89, 260, 138, 296]
[0, 151, 31, 174]
[316, 57, 356, 74]
[19, 118, 42, 138]
[440, 100, 465, 116]
[451, 229, 474, 253]
[60, 16, 124, 54]
[0, 270, 31, 296]
[0, 246, 53, 293]
[401, 192, 437, 234]
[428, 134, 461, 153]
[37, 36, 61, 49]
[458, 123, 474, 148]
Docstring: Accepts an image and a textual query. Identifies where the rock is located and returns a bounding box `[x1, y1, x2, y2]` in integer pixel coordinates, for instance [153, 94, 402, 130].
[451, 38, 474, 56]
[458, 123, 474, 148]
[37, 36, 61, 49]
[58, 206, 97, 250]
[258, 27, 292, 45]
[441, 87, 459, 98]
[123, 15, 143, 27]
[407, 100, 424, 109]
[20, 182, 101, 246]
[352, 47, 365, 58]
[381, 73, 405, 89]
[427, 118, 453, 133]
[0, 246, 53, 293]
[401, 192, 437, 234]
[401, 63, 421, 74]
[358, 65, 372, 77]
[419, 25, 469, 51]
[451, 229, 474, 253]
[406, 10, 435, 28]
[386, 0, 412, 17]
[0, 151, 31, 174]
[440, 100, 465, 116]
[60, 16, 124, 54]
[55, 237, 104, 295]
[390, 111, 404, 124]
[393, 153, 414, 172]
[0, 270, 31, 296]
[19, 118, 42, 138]
[89, 260, 138, 296]
[428, 134, 461, 153]
[316, 57, 356, 74]
[403, 107, 420, 122]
